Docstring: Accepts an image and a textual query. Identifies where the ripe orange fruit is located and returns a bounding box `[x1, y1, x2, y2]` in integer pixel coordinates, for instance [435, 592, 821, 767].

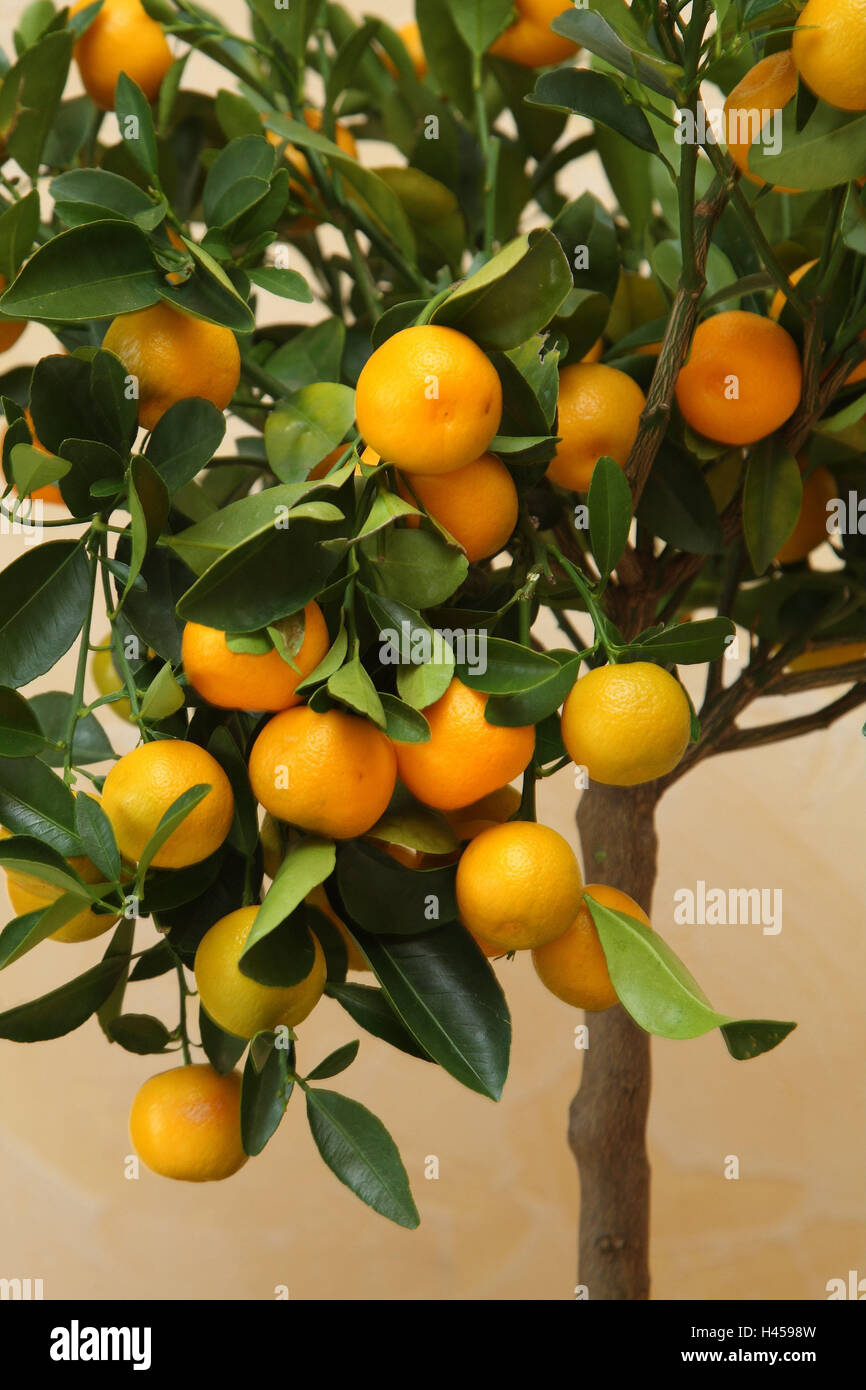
[561, 662, 691, 786]
[0, 273, 25, 354]
[102, 301, 240, 432]
[1, 809, 120, 944]
[456, 820, 583, 950]
[307, 883, 369, 972]
[101, 740, 234, 868]
[546, 363, 646, 492]
[444, 783, 522, 840]
[786, 641, 866, 673]
[723, 52, 800, 192]
[775, 465, 837, 563]
[393, 678, 534, 812]
[195, 905, 326, 1038]
[769, 259, 818, 320]
[71, 0, 173, 111]
[355, 325, 503, 475]
[532, 883, 651, 1011]
[249, 706, 397, 838]
[675, 311, 802, 446]
[382, 21, 427, 79]
[181, 603, 329, 713]
[581, 338, 604, 363]
[397, 452, 518, 562]
[490, 0, 579, 68]
[793, 0, 866, 112]
[129, 1065, 247, 1182]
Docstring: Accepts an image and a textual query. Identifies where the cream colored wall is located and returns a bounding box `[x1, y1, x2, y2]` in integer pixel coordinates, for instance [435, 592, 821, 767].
[0, 0, 863, 1301]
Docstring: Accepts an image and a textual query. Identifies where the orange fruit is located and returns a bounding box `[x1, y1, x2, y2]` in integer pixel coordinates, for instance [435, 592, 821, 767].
[393, 678, 534, 812]
[101, 740, 234, 868]
[443, 784, 522, 840]
[102, 301, 240, 432]
[382, 21, 427, 79]
[723, 52, 800, 192]
[355, 325, 503, 475]
[786, 641, 866, 673]
[456, 820, 583, 950]
[490, 0, 579, 67]
[307, 882, 369, 973]
[181, 603, 329, 712]
[1, 805, 120, 944]
[397, 452, 518, 562]
[532, 883, 651, 1011]
[0, 273, 25, 354]
[581, 338, 604, 363]
[545, 363, 646, 492]
[775, 465, 837, 563]
[194, 905, 326, 1038]
[793, 0, 866, 112]
[71, 0, 173, 111]
[675, 311, 802, 446]
[129, 1065, 247, 1182]
[561, 662, 691, 786]
[769, 259, 818, 320]
[248, 705, 397, 838]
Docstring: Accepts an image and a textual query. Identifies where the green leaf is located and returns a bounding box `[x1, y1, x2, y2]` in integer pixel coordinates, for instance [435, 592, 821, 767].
[176, 509, 347, 632]
[485, 652, 580, 726]
[627, 617, 736, 665]
[363, 527, 468, 609]
[247, 267, 313, 302]
[107, 1012, 172, 1054]
[0, 955, 127, 1041]
[327, 658, 386, 727]
[32, 692, 114, 768]
[145, 398, 226, 493]
[0, 190, 40, 283]
[306, 1039, 360, 1081]
[264, 383, 356, 483]
[0, 221, 161, 320]
[0, 30, 74, 178]
[202, 135, 274, 225]
[207, 725, 258, 858]
[138, 662, 185, 721]
[350, 920, 510, 1099]
[416, 0, 474, 115]
[743, 441, 803, 575]
[125, 455, 170, 603]
[554, 2, 681, 98]
[455, 636, 558, 694]
[306, 1087, 419, 1228]
[720, 1019, 798, 1061]
[749, 102, 866, 191]
[587, 896, 795, 1057]
[431, 231, 573, 351]
[160, 237, 255, 332]
[200, 1002, 248, 1072]
[637, 448, 724, 555]
[240, 837, 336, 974]
[114, 73, 159, 177]
[266, 318, 345, 390]
[0, 687, 45, 757]
[588, 454, 633, 580]
[326, 981, 432, 1060]
[0, 763, 81, 855]
[445, 0, 513, 54]
[530, 69, 662, 156]
[74, 792, 120, 882]
[0, 897, 87, 970]
[0, 541, 91, 689]
[337, 839, 458, 935]
[166, 480, 345, 573]
[129, 940, 175, 981]
[241, 1034, 293, 1156]
[380, 693, 432, 743]
[136, 784, 211, 880]
[0, 835, 91, 898]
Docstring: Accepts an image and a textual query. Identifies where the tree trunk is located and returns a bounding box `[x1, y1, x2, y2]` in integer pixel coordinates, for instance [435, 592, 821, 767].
[569, 781, 661, 1300]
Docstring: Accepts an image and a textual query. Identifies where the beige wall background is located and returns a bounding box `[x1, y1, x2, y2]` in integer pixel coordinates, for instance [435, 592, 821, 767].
[0, 0, 863, 1301]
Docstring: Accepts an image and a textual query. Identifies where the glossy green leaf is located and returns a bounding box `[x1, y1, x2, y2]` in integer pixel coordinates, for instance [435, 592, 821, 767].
[145, 398, 226, 493]
[74, 792, 121, 882]
[0, 541, 91, 689]
[0, 221, 161, 320]
[431, 231, 572, 351]
[588, 454, 633, 580]
[337, 839, 458, 935]
[241, 1033, 293, 1155]
[306, 1039, 360, 1081]
[240, 837, 336, 971]
[455, 636, 558, 694]
[0, 687, 45, 757]
[530, 68, 661, 156]
[107, 1013, 172, 1054]
[306, 1087, 419, 1228]
[0, 955, 127, 1041]
[326, 981, 432, 1060]
[200, 1002, 248, 1073]
[114, 73, 159, 177]
[743, 441, 803, 575]
[264, 383, 356, 483]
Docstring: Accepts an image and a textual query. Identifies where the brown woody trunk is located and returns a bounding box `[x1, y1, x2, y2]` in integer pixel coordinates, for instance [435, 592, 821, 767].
[569, 781, 660, 1300]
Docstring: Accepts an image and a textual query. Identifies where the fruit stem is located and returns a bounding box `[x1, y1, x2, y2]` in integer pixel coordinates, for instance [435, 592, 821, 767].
[175, 961, 192, 1066]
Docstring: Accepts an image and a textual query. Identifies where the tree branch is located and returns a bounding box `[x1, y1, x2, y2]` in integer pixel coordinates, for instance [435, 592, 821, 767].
[714, 684, 866, 753]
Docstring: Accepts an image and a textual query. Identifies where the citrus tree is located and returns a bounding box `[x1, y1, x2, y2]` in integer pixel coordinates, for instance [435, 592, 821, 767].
[0, 0, 863, 1299]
